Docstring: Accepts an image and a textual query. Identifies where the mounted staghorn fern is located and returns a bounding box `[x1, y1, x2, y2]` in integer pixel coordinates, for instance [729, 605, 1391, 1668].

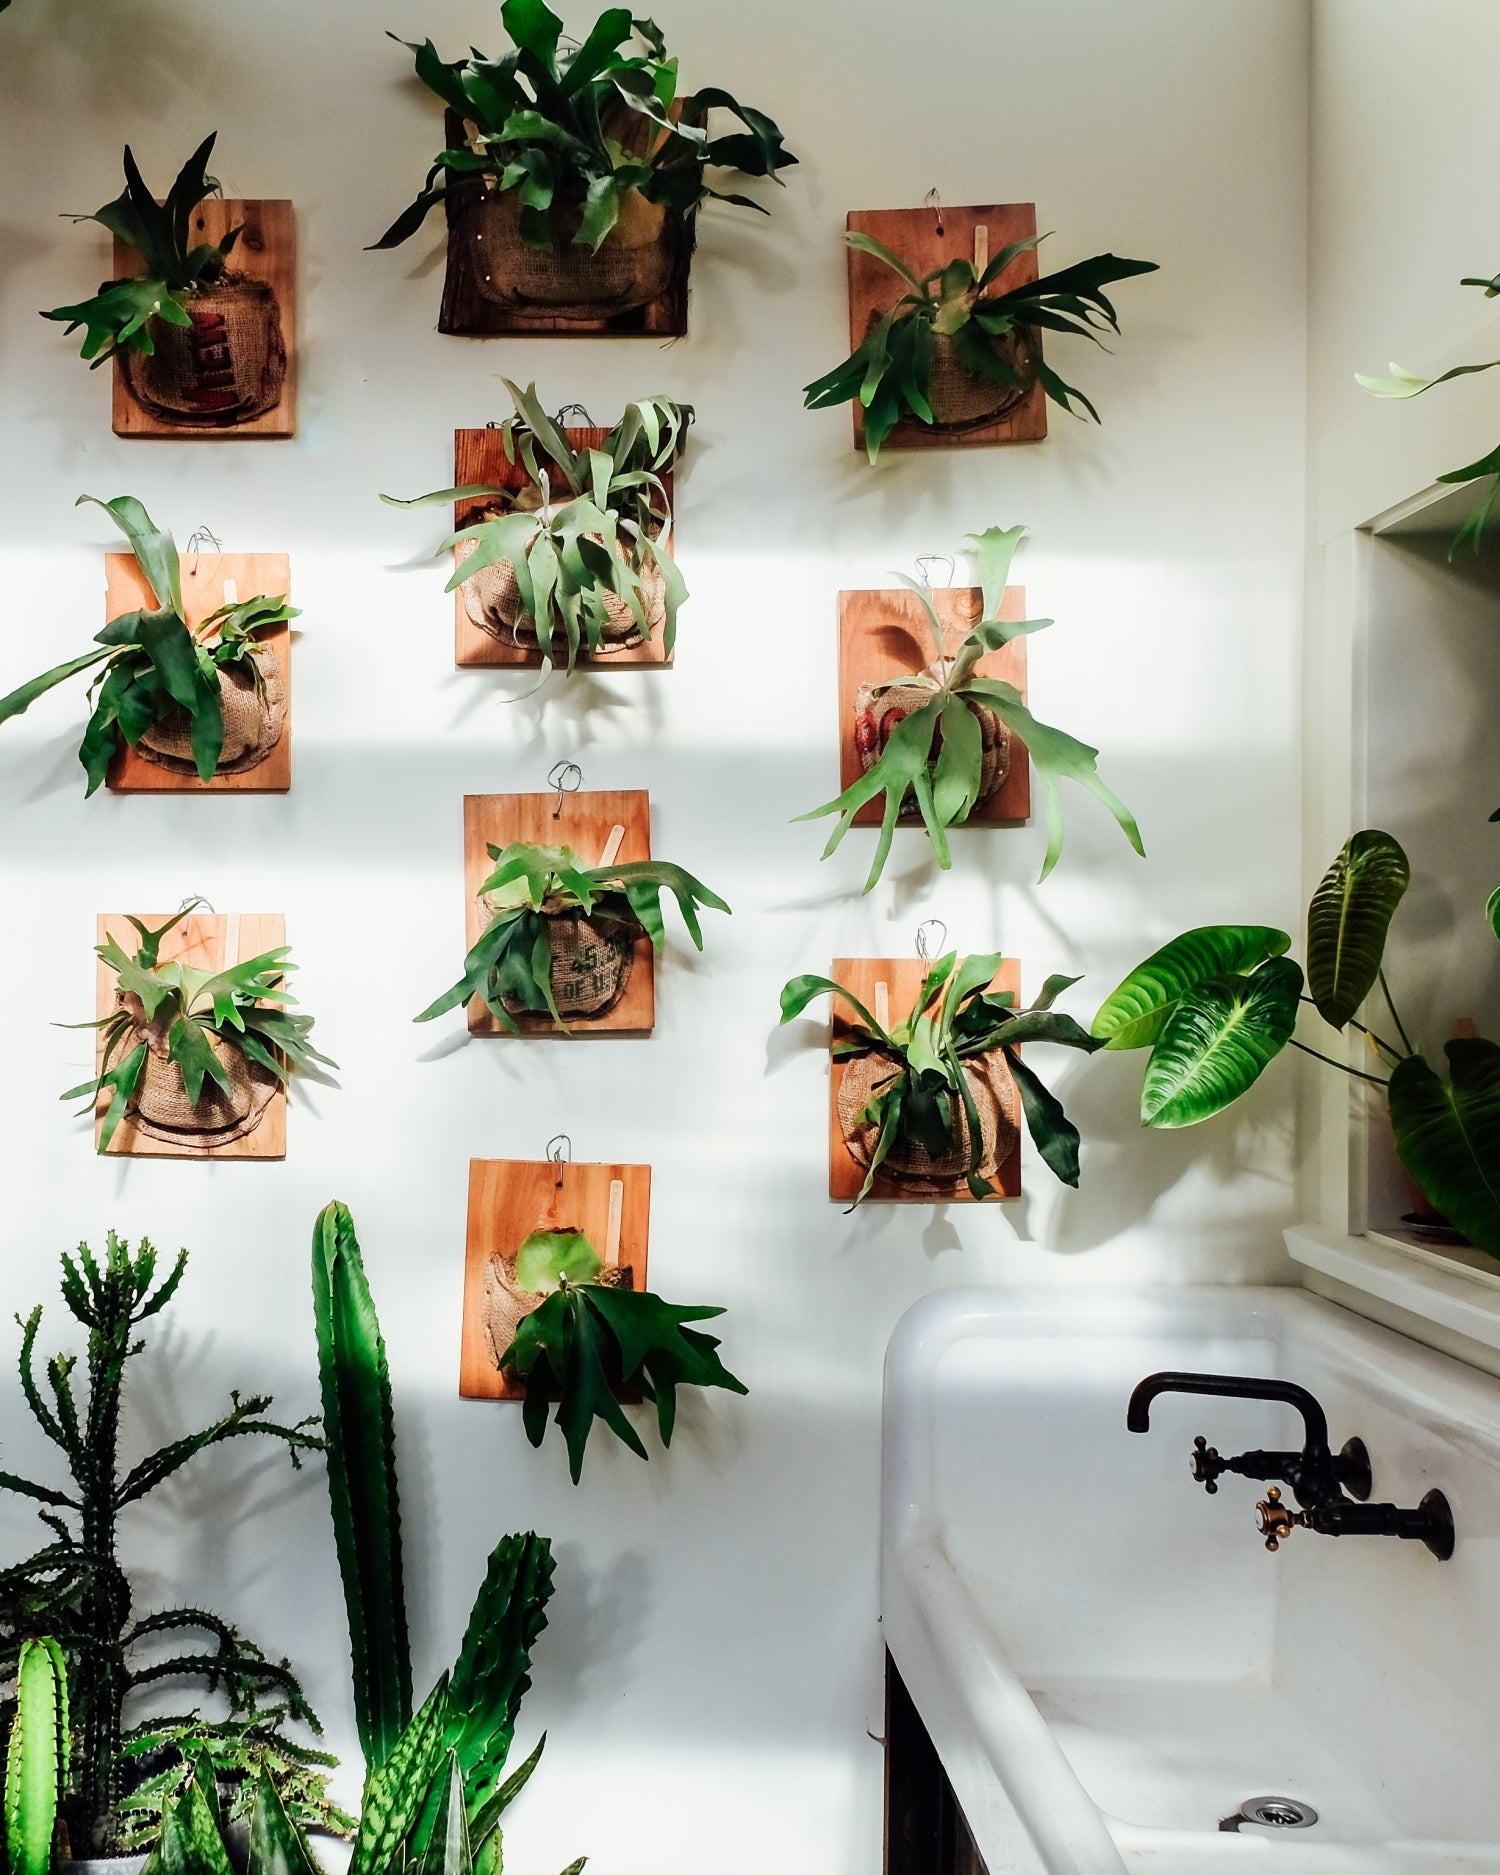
[797, 526, 1143, 892]
[416, 840, 729, 1032]
[0, 495, 296, 794]
[384, 384, 690, 671]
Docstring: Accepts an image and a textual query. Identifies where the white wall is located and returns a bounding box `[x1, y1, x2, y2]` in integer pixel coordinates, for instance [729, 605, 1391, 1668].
[0, 5, 1309, 1869]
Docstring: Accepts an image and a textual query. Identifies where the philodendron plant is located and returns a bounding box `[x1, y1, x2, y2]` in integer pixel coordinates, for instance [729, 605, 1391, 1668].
[0, 495, 296, 793]
[385, 384, 689, 670]
[499, 1228, 746, 1482]
[781, 949, 1104, 1206]
[798, 526, 1143, 892]
[1092, 827, 1500, 1258]
[805, 231, 1157, 461]
[66, 904, 333, 1152]
[417, 840, 729, 1032]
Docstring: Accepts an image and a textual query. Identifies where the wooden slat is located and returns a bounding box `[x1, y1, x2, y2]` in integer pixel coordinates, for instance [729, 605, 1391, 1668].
[452, 427, 674, 670]
[105, 552, 291, 793]
[826, 956, 1021, 1203]
[460, 1157, 651, 1400]
[837, 584, 1031, 828]
[93, 912, 287, 1159]
[845, 203, 1046, 453]
[461, 790, 655, 1036]
[111, 199, 295, 438]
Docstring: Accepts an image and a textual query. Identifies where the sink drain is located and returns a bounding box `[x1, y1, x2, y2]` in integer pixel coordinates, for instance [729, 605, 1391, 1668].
[1219, 1795, 1319, 1833]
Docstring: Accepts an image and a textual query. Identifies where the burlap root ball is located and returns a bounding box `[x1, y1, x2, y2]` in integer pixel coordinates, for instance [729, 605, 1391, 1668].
[853, 675, 1011, 809]
[463, 188, 675, 318]
[122, 276, 286, 426]
[126, 1027, 279, 1147]
[135, 643, 287, 777]
[488, 907, 637, 1020]
[837, 1050, 1020, 1195]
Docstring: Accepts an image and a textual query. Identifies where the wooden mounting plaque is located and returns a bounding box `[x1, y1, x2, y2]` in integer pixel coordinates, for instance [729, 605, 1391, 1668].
[838, 584, 1030, 829]
[437, 111, 691, 338]
[105, 552, 291, 793]
[827, 956, 1022, 1204]
[462, 789, 655, 1037]
[93, 911, 287, 1160]
[460, 1157, 651, 1401]
[452, 427, 674, 670]
[111, 199, 296, 439]
[845, 203, 1046, 453]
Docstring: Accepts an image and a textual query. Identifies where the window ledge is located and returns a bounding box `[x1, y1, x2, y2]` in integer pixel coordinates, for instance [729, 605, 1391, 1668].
[1286, 1224, 1500, 1358]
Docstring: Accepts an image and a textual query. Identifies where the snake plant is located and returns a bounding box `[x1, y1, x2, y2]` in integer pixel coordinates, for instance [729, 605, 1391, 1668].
[797, 525, 1143, 892]
[5, 1639, 69, 1875]
[42, 135, 241, 366]
[64, 903, 334, 1152]
[499, 1229, 746, 1483]
[384, 384, 689, 671]
[373, 1, 795, 251]
[781, 949, 1103, 1206]
[0, 494, 296, 793]
[804, 231, 1157, 461]
[416, 840, 729, 1033]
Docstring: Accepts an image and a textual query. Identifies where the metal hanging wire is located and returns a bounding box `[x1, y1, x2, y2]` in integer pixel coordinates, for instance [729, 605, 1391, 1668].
[553, 402, 595, 427]
[924, 187, 944, 237]
[915, 553, 955, 590]
[916, 919, 948, 960]
[547, 760, 583, 818]
[547, 1132, 572, 1187]
[183, 527, 222, 577]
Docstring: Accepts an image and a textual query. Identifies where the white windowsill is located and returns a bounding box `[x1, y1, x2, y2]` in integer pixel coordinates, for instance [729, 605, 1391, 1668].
[1286, 1224, 1500, 1359]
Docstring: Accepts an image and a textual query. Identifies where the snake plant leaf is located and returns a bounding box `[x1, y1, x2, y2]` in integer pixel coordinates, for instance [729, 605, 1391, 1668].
[1389, 1039, 1500, 1259]
[145, 1773, 233, 1875]
[311, 1201, 412, 1771]
[417, 1755, 471, 1875]
[5, 1638, 69, 1875]
[351, 1679, 451, 1875]
[443, 1534, 555, 1821]
[515, 1230, 602, 1292]
[246, 1770, 318, 1875]
[1140, 957, 1304, 1128]
[1091, 925, 1293, 1050]
[1306, 829, 1410, 1029]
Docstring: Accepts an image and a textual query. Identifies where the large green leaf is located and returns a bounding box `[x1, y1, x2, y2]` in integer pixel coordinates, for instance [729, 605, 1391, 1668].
[1140, 957, 1303, 1128]
[1306, 829, 1410, 1029]
[0, 648, 112, 726]
[6, 1638, 68, 1875]
[1091, 925, 1292, 1050]
[1389, 1040, 1500, 1258]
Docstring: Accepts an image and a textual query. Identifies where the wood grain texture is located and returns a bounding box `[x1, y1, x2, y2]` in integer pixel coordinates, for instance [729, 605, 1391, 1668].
[845, 203, 1046, 453]
[451, 426, 674, 670]
[837, 584, 1030, 828]
[111, 199, 295, 439]
[462, 789, 655, 1037]
[826, 956, 1021, 1203]
[104, 552, 291, 793]
[437, 111, 691, 337]
[460, 1157, 651, 1400]
[93, 911, 287, 1159]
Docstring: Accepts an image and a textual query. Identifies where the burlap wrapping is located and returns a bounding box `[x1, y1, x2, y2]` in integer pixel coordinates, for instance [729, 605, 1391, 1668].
[463, 188, 675, 318]
[838, 1051, 1020, 1195]
[481, 1252, 638, 1375]
[921, 327, 1036, 429]
[135, 644, 286, 776]
[126, 1027, 278, 1146]
[489, 907, 637, 1019]
[854, 672, 1011, 809]
[121, 276, 286, 426]
[456, 518, 665, 655]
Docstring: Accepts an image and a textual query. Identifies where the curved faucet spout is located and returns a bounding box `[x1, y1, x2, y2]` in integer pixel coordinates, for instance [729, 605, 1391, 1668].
[1126, 1370, 1331, 1455]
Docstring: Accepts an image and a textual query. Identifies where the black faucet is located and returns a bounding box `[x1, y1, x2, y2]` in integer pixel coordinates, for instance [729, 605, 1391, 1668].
[1127, 1370, 1455, 1560]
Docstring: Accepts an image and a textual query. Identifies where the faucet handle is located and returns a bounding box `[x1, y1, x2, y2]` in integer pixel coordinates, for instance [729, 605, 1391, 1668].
[1191, 1434, 1226, 1493]
[1255, 1486, 1306, 1552]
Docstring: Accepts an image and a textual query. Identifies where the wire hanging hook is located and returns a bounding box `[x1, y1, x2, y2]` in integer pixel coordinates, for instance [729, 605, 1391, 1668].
[915, 919, 947, 961]
[915, 553, 955, 591]
[547, 1132, 572, 1188]
[183, 527, 222, 578]
[547, 760, 583, 818]
[553, 402, 595, 428]
[924, 188, 944, 237]
[176, 894, 214, 916]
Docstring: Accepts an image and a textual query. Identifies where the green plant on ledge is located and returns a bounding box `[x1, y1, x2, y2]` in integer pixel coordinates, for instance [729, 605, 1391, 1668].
[781, 949, 1103, 1207]
[797, 525, 1143, 892]
[385, 385, 689, 671]
[0, 1234, 341, 1859]
[1092, 826, 1500, 1256]
[417, 840, 729, 1032]
[0, 496, 296, 794]
[804, 232, 1157, 461]
[499, 1229, 747, 1482]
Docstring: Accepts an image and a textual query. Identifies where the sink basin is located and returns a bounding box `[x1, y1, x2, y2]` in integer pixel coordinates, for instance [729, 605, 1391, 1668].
[881, 1287, 1500, 1873]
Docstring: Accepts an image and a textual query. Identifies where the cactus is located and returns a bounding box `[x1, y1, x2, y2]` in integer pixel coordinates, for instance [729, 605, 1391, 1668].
[5, 1638, 69, 1875]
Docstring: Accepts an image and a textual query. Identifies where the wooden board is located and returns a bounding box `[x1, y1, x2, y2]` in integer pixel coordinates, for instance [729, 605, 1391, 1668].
[845, 203, 1046, 453]
[827, 956, 1021, 1204]
[452, 427, 674, 670]
[94, 911, 287, 1159]
[838, 584, 1030, 828]
[112, 199, 295, 438]
[437, 111, 691, 337]
[460, 1157, 651, 1400]
[105, 552, 291, 793]
[462, 789, 655, 1036]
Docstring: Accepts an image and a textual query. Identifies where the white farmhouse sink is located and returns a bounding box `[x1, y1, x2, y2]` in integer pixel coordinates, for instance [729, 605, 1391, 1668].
[882, 1288, 1500, 1873]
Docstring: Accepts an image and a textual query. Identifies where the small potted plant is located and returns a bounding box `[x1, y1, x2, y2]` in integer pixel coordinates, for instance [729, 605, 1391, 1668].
[0, 495, 295, 794]
[385, 384, 689, 670]
[804, 231, 1157, 460]
[372, 3, 796, 322]
[42, 135, 287, 427]
[416, 839, 729, 1031]
[64, 904, 333, 1152]
[799, 525, 1143, 891]
[781, 947, 1104, 1206]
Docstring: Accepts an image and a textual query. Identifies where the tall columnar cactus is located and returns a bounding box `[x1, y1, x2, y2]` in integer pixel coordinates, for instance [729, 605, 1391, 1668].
[5, 1638, 69, 1875]
[311, 1202, 412, 1769]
